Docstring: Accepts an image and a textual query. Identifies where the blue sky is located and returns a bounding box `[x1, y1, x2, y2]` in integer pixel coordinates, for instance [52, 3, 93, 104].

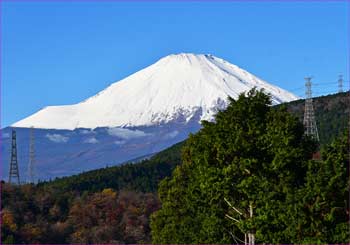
[1, 1, 349, 127]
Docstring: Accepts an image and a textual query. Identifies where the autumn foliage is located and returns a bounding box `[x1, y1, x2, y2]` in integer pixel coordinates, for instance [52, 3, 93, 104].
[1, 184, 159, 244]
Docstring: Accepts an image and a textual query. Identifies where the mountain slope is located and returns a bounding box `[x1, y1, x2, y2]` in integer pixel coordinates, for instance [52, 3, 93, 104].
[38, 141, 185, 193]
[283, 91, 349, 145]
[37, 92, 349, 194]
[12, 53, 297, 130]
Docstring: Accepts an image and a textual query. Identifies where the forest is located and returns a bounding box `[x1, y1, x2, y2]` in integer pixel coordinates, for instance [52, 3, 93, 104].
[283, 91, 349, 145]
[1, 90, 349, 243]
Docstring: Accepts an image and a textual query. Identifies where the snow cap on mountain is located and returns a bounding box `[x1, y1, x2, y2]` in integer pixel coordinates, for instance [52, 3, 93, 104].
[13, 53, 298, 130]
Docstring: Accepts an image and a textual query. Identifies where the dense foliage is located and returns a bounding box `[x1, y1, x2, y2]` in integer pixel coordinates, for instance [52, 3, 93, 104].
[283, 91, 349, 146]
[37, 141, 184, 193]
[1, 184, 160, 244]
[295, 133, 350, 243]
[1, 142, 185, 244]
[151, 89, 349, 244]
[1, 91, 349, 244]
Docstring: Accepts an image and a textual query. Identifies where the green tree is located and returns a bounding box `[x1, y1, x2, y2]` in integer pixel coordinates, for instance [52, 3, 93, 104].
[151, 89, 317, 243]
[295, 132, 350, 243]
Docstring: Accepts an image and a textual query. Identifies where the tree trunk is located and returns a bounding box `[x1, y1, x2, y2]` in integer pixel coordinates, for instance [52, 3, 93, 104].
[248, 203, 255, 245]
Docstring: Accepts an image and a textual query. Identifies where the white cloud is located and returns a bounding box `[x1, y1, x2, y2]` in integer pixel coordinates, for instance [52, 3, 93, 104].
[80, 129, 94, 135]
[46, 133, 69, 143]
[107, 127, 150, 139]
[2, 132, 10, 138]
[164, 130, 179, 139]
[84, 137, 99, 144]
[114, 140, 126, 145]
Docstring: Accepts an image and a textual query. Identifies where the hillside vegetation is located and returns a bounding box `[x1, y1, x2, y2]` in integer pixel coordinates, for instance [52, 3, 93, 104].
[1, 91, 349, 244]
[38, 91, 350, 194]
[282, 91, 349, 145]
[151, 89, 349, 243]
[37, 140, 185, 194]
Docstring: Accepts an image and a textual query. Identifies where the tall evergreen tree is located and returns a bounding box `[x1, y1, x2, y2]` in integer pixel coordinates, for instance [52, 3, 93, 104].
[295, 132, 349, 243]
[151, 89, 318, 243]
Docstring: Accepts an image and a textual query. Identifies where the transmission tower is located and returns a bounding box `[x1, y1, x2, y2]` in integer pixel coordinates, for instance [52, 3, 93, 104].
[303, 77, 319, 142]
[338, 74, 343, 93]
[8, 130, 20, 184]
[27, 127, 35, 183]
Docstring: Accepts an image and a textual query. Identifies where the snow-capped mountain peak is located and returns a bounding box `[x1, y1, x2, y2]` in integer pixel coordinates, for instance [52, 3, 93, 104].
[12, 53, 298, 130]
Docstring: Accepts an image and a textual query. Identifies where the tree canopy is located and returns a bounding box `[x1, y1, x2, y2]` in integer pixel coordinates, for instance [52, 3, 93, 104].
[2, 90, 349, 244]
[151, 89, 349, 243]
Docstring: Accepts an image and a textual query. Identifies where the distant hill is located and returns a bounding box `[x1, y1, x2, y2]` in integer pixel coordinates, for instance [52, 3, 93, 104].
[281, 91, 349, 145]
[38, 92, 349, 194]
[38, 140, 185, 193]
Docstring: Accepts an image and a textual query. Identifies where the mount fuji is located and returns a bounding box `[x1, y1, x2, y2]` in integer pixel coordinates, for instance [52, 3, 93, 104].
[12, 53, 297, 129]
[2, 53, 298, 181]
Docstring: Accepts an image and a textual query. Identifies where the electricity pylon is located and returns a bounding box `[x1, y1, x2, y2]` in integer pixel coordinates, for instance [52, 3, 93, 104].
[8, 130, 20, 184]
[303, 77, 319, 142]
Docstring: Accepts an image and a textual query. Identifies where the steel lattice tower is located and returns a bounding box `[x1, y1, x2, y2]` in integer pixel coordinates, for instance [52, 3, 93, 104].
[8, 130, 20, 184]
[27, 127, 35, 183]
[338, 74, 343, 93]
[303, 77, 319, 141]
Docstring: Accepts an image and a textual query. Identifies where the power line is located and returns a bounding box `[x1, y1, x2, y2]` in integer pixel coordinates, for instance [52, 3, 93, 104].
[313, 82, 338, 86]
[289, 86, 305, 92]
[289, 78, 349, 95]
